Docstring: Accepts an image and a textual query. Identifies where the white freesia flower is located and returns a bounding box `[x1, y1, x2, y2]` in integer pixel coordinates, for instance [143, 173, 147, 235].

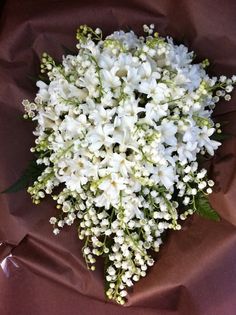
[150, 165, 176, 189]
[89, 106, 116, 125]
[144, 102, 168, 125]
[59, 114, 88, 139]
[157, 120, 177, 146]
[139, 78, 169, 102]
[55, 157, 94, 192]
[98, 173, 127, 207]
[198, 126, 221, 155]
[87, 124, 114, 151]
[108, 153, 134, 177]
[101, 68, 121, 89]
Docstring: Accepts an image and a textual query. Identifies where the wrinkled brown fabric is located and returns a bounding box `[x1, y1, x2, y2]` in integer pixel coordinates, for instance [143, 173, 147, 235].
[0, 1, 236, 314]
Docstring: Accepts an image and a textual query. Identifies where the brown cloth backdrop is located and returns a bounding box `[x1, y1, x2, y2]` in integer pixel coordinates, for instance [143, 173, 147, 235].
[0, 1, 236, 314]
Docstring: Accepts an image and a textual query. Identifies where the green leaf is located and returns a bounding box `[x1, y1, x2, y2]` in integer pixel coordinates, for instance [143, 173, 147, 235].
[195, 193, 220, 221]
[61, 45, 77, 56]
[211, 132, 233, 142]
[2, 159, 45, 193]
[27, 74, 49, 84]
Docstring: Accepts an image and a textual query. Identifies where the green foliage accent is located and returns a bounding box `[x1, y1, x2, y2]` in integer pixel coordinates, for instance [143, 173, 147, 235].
[195, 193, 220, 221]
[27, 74, 49, 83]
[211, 132, 233, 142]
[61, 45, 77, 56]
[2, 159, 45, 193]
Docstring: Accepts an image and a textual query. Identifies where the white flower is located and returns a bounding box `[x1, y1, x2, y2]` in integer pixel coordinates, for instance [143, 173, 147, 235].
[89, 106, 116, 125]
[36, 80, 50, 102]
[59, 114, 88, 139]
[78, 67, 99, 96]
[167, 39, 193, 68]
[177, 142, 198, 164]
[123, 67, 141, 93]
[101, 68, 121, 89]
[157, 120, 177, 146]
[138, 61, 152, 79]
[53, 228, 60, 235]
[55, 156, 96, 192]
[34, 109, 59, 135]
[123, 195, 144, 220]
[98, 53, 116, 70]
[87, 124, 114, 152]
[106, 30, 140, 50]
[98, 173, 127, 207]
[107, 153, 134, 177]
[144, 102, 168, 125]
[49, 217, 57, 224]
[139, 79, 169, 102]
[197, 126, 221, 155]
[150, 165, 176, 189]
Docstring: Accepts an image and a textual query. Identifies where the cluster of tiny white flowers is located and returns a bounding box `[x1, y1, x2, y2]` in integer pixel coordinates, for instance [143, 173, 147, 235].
[23, 25, 235, 304]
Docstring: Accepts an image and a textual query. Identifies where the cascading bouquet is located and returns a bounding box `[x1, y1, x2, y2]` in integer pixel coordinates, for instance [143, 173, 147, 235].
[14, 24, 236, 304]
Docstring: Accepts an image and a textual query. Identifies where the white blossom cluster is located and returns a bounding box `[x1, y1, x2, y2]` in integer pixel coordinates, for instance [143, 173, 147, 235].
[23, 25, 235, 304]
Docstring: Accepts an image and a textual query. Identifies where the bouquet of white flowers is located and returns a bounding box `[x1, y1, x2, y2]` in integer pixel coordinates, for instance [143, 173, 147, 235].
[17, 24, 235, 304]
